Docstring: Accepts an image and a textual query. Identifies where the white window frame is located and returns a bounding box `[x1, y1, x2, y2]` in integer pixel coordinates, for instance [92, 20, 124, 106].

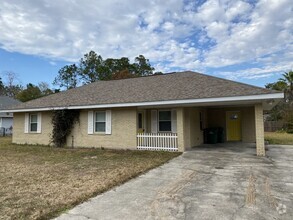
[94, 111, 106, 133]
[88, 110, 111, 135]
[158, 110, 172, 132]
[25, 112, 41, 134]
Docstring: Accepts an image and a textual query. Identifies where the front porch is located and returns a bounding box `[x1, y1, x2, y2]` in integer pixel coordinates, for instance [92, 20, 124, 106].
[136, 109, 179, 151]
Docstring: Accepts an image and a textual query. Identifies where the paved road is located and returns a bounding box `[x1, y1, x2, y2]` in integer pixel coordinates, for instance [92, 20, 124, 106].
[56, 143, 293, 220]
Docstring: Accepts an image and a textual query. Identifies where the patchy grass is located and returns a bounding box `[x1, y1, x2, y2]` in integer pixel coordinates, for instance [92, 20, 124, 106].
[265, 132, 293, 145]
[0, 137, 180, 219]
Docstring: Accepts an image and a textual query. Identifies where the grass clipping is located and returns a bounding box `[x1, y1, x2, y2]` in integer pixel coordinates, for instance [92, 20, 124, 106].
[245, 172, 256, 206]
[245, 171, 287, 216]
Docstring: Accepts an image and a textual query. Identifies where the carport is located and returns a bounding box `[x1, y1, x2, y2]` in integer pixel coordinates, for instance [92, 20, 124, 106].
[177, 99, 281, 156]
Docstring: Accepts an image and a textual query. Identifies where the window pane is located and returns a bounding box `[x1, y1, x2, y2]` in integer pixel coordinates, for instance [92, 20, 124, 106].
[30, 114, 38, 123]
[30, 123, 37, 132]
[159, 111, 171, 121]
[159, 121, 171, 131]
[95, 122, 105, 132]
[96, 112, 105, 122]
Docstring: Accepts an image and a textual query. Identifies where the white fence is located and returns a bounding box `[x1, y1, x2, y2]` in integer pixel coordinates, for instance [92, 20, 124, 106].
[137, 133, 178, 151]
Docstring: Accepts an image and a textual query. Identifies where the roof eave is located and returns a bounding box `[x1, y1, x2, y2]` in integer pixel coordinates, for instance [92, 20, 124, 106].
[0, 93, 284, 113]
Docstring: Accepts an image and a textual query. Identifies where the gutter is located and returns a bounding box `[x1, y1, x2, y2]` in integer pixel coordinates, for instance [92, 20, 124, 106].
[0, 93, 284, 113]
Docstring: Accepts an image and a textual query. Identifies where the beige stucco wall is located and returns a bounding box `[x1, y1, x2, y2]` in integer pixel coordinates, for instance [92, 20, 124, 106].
[177, 107, 185, 152]
[183, 108, 191, 149]
[206, 106, 256, 142]
[255, 103, 265, 156]
[67, 108, 137, 150]
[13, 108, 137, 150]
[13, 112, 52, 145]
[184, 107, 203, 149]
[177, 107, 203, 151]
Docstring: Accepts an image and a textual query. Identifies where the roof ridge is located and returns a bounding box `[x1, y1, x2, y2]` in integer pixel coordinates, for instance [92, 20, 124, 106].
[100, 71, 178, 82]
[188, 71, 275, 92]
[57, 71, 276, 93]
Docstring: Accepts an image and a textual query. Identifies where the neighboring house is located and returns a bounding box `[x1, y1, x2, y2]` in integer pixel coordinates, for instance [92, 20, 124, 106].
[0, 72, 283, 156]
[0, 96, 21, 135]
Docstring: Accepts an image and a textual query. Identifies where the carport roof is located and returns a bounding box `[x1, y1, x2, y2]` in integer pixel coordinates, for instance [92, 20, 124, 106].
[0, 71, 283, 112]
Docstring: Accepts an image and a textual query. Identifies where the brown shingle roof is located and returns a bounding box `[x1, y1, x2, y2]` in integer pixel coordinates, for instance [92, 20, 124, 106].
[2, 71, 281, 110]
[0, 96, 22, 117]
[0, 96, 21, 109]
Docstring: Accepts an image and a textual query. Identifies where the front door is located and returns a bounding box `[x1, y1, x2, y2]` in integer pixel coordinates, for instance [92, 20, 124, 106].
[226, 111, 241, 141]
[137, 111, 146, 133]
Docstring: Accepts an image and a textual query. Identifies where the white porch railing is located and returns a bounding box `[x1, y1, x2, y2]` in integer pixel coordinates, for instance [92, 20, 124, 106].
[137, 133, 178, 151]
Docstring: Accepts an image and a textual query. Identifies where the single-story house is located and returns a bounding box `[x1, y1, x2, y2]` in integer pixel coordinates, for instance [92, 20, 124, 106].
[0, 72, 283, 156]
[0, 96, 21, 136]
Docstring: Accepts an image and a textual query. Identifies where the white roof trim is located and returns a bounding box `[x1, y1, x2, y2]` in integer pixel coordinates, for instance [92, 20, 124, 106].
[0, 93, 284, 113]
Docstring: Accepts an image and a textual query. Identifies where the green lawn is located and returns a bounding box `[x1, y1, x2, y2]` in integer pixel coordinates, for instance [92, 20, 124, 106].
[0, 137, 180, 219]
[265, 132, 293, 145]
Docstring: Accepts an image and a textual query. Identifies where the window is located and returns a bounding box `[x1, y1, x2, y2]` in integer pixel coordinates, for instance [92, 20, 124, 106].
[88, 110, 111, 135]
[24, 113, 41, 134]
[95, 111, 106, 132]
[158, 110, 171, 132]
[138, 112, 143, 129]
[30, 114, 38, 132]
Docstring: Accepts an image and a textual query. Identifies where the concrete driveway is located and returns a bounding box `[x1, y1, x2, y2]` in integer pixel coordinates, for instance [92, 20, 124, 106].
[56, 143, 293, 220]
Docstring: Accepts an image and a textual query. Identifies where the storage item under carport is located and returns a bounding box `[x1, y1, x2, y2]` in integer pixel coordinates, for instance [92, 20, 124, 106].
[203, 127, 224, 144]
[217, 127, 225, 143]
[207, 128, 218, 144]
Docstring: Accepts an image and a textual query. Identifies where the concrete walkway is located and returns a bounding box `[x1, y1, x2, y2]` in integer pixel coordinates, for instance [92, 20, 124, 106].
[56, 144, 293, 220]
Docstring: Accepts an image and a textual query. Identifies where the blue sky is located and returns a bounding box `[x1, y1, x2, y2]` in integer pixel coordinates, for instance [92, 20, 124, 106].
[0, 0, 292, 89]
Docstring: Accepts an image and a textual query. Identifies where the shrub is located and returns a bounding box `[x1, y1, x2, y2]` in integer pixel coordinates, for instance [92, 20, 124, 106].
[51, 110, 79, 147]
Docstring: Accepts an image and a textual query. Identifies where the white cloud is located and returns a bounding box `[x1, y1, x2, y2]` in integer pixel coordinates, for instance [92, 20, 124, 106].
[217, 60, 293, 81]
[0, 0, 292, 82]
[205, 21, 229, 42]
[219, 68, 277, 81]
[203, 0, 292, 67]
[225, 1, 252, 21]
[49, 61, 57, 66]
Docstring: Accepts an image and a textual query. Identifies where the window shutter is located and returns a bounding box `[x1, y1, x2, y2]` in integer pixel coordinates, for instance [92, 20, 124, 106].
[88, 111, 94, 134]
[24, 113, 29, 133]
[151, 110, 157, 133]
[37, 113, 42, 133]
[171, 109, 177, 133]
[105, 110, 112, 134]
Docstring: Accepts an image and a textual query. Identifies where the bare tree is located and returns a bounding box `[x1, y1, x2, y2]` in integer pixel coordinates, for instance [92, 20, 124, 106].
[38, 82, 53, 95]
[2, 71, 23, 98]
